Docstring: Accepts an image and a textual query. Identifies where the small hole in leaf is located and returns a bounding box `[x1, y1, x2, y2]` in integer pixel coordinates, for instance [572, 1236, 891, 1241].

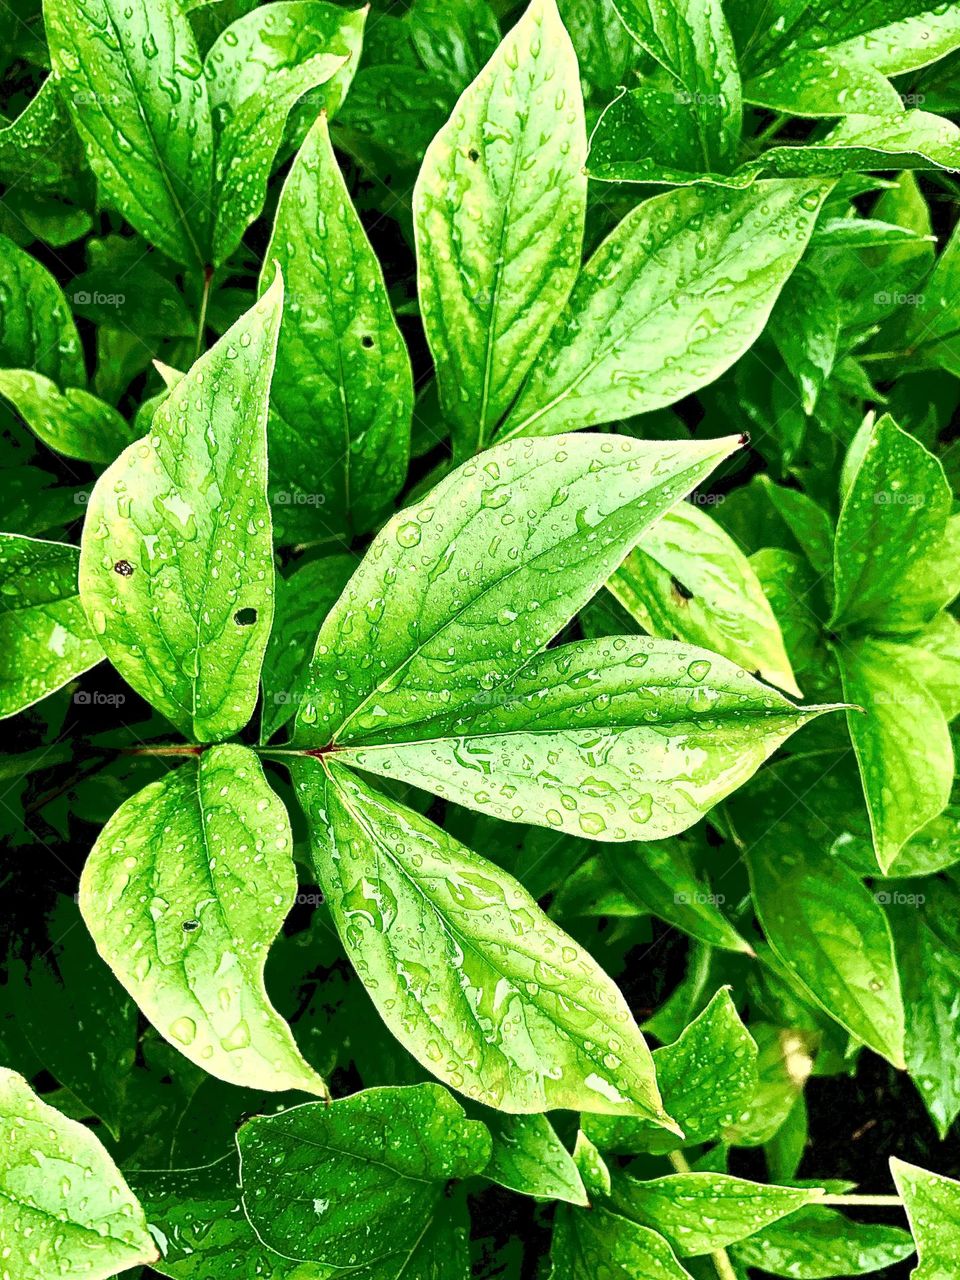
[361, 334, 374, 349]
[468, 148, 480, 162]
[113, 560, 135, 576]
[182, 919, 200, 933]
[234, 607, 258, 626]
[670, 575, 694, 602]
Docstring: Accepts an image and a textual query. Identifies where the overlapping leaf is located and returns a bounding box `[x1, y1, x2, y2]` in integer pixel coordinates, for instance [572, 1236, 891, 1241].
[414, 0, 587, 456]
[80, 744, 326, 1095]
[0, 1068, 157, 1279]
[295, 759, 677, 1123]
[263, 113, 412, 542]
[78, 278, 282, 741]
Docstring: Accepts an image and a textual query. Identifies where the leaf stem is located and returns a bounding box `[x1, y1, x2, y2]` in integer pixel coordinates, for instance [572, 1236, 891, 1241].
[666, 1151, 740, 1280]
[122, 744, 205, 757]
[743, 111, 788, 160]
[195, 264, 214, 361]
[819, 1193, 904, 1207]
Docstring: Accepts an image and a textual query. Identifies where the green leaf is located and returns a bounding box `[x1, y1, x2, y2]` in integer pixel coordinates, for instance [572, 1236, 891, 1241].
[584, 988, 759, 1154]
[0, 76, 87, 194]
[758, 111, 960, 177]
[0, 532, 101, 719]
[745, 49, 902, 116]
[0, 369, 137, 463]
[841, 8, 960, 78]
[414, 0, 587, 456]
[408, 0, 501, 83]
[889, 887, 960, 1140]
[610, 1170, 823, 1256]
[838, 637, 954, 872]
[645, 853, 755, 948]
[498, 181, 830, 439]
[44, 0, 214, 268]
[832, 415, 957, 633]
[890, 1157, 960, 1280]
[735, 771, 907, 1067]
[586, 83, 757, 188]
[557, 0, 634, 94]
[731, 1205, 916, 1278]
[207, 1, 363, 265]
[0, 1067, 158, 1278]
[78, 277, 282, 742]
[237, 1084, 490, 1266]
[484, 1113, 588, 1205]
[295, 759, 677, 1125]
[737, 2, 949, 117]
[550, 1203, 695, 1280]
[601, 833, 754, 953]
[260, 554, 355, 742]
[0, 233, 84, 385]
[262, 113, 412, 541]
[332, 636, 834, 843]
[768, 265, 841, 415]
[726, 1022, 815, 1147]
[79, 743, 327, 1096]
[609, 0, 742, 170]
[131, 1156, 301, 1280]
[898, 220, 960, 375]
[292, 431, 744, 748]
[609, 500, 802, 697]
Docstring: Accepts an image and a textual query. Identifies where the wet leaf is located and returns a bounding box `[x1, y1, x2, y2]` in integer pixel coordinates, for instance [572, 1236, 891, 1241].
[584, 988, 758, 1154]
[79, 744, 327, 1096]
[610, 500, 801, 697]
[499, 181, 830, 438]
[731, 1205, 915, 1277]
[484, 1113, 588, 1205]
[735, 771, 907, 1067]
[207, 2, 363, 264]
[0, 233, 84, 385]
[337, 635, 834, 842]
[44, 0, 214, 268]
[414, 0, 587, 456]
[0, 1067, 157, 1278]
[263, 113, 412, 541]
[838, 636, 954, 872]
[260, 553, 355, 743]
[891, 1157, 960, 1280]
[0, 532, 101, 719]
[295, 759, 677, 1125]
[291, 431, 745, 750]
[237, 1084, 490, 1267]
[832, 415, 957, 633]
[610, 0, 742, 170]
[0, 369, 137, 464]
[611, 1170, 824, 1256]
[78, 278, 282, 742]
